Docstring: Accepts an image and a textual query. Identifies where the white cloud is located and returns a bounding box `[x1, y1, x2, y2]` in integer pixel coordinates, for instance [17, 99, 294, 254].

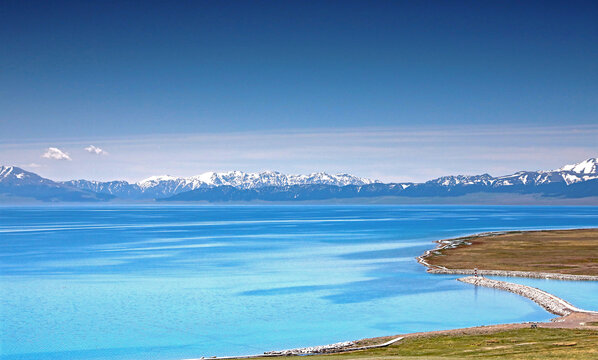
[85, 145, 108, 155]
[42, 147, 71, 161]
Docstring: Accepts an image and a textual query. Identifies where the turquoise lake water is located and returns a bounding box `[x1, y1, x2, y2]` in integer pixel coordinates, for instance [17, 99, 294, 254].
[1, 205, 597, 360]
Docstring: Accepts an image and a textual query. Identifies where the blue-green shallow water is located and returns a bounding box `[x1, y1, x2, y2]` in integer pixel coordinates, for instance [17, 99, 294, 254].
[1, 205, 597, 360]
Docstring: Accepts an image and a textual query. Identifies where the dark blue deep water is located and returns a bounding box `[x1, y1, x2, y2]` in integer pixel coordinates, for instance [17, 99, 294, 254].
[1, 205, 597, 360]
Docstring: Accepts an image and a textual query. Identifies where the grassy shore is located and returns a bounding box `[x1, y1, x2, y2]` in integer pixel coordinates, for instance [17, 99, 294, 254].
[248, 328, 598, 359]
[425, 228, 598, 276]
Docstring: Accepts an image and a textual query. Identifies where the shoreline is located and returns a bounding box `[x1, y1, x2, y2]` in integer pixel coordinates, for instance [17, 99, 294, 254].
[417, 229, 598, 281]
[184, 337, 407, 360]
[189, 228, 598, 359]
[457, 276, 598, 316]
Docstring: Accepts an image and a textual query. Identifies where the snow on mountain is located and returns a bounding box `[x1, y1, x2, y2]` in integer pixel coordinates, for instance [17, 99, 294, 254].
[6, 156, 590, 201]
[553, 158, 598, 184]
[493, 171, 567, 186]
[558, 158, 598, 174]
[533, 157, 598, 185]
[136, 171, 377, 191]
[0, 166, 112, 202]
[424, 158, 598, 188]
[137, 175, 180, 188]
[426, 174, 495, 186]
[0, 166, 56, 186]
[63, 171, 379, 199]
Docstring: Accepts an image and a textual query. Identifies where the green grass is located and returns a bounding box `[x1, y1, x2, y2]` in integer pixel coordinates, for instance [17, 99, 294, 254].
[251, 329, 598, 359]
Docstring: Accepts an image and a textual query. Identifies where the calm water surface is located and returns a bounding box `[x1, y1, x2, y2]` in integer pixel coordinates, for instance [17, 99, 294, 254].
[1, 205, 597, 360]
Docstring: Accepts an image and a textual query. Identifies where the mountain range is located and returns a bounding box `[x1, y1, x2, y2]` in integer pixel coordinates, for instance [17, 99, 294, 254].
[1, 158, 597, 203]
[61, 171, 377, 199]
[0, 166, 112, 202]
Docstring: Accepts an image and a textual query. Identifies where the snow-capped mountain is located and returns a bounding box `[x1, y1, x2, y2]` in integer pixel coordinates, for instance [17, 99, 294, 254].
[0, 166, 112, 202]
[165, 157, 598, 201]
[63, 171, 379, 199]
[426, 158, 598, 188]
[137, 171, 376, 189]
[2, 158, 597, 202]
[426, 174, 495, 186]
[493, 158, 598, 186]
[558, 158, 598, 174]
[1, 165, 55, 186]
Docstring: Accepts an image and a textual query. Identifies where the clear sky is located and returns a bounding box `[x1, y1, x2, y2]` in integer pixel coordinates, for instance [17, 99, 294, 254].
[1, 1, 597, 182]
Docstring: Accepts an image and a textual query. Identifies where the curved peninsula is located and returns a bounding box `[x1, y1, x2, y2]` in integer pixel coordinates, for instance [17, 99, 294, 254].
[192, 228, 598, 359]
[418, 228, 598, 280]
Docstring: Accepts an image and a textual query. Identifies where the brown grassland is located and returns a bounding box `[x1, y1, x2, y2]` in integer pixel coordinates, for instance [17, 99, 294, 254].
[425, 228, 598, 275]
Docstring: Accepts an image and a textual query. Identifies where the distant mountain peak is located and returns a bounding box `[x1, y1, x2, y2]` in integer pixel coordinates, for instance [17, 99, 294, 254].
[0, 165, 16, 174]
[137, 170, 378, 191]
[139, 175, 178, 183]
[0, 165, 112, 202]
[0, 165, 14, 177]
[0, 165, 46, 184]
[558, 158, 598, 174]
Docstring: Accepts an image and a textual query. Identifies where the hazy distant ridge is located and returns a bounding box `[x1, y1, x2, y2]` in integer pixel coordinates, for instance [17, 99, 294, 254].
[1, 158, 596, 202]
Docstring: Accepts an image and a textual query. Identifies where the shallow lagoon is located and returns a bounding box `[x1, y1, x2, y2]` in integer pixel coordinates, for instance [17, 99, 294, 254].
[1, 205, 597, 360]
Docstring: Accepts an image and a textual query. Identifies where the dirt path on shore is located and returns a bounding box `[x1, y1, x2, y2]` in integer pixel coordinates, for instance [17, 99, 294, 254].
[408, 311, 598, 337]
[354, 292, 598, 348]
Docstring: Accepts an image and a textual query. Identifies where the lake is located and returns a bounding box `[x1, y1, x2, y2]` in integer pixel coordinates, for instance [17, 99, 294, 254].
[1, 205, 597, 360]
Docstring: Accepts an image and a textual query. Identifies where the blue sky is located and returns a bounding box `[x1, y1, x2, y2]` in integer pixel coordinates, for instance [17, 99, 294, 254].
[1, 1, 597, 182]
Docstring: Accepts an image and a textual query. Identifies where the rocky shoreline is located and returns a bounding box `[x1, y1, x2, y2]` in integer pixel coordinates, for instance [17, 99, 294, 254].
[185, 337, 405, 359]
[431, 268, 598, 281]
[416, 231, 503, 269]
[263, 340, 356, 355]
[264, 336, 404, 356]
[458, 276, 598, 316]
